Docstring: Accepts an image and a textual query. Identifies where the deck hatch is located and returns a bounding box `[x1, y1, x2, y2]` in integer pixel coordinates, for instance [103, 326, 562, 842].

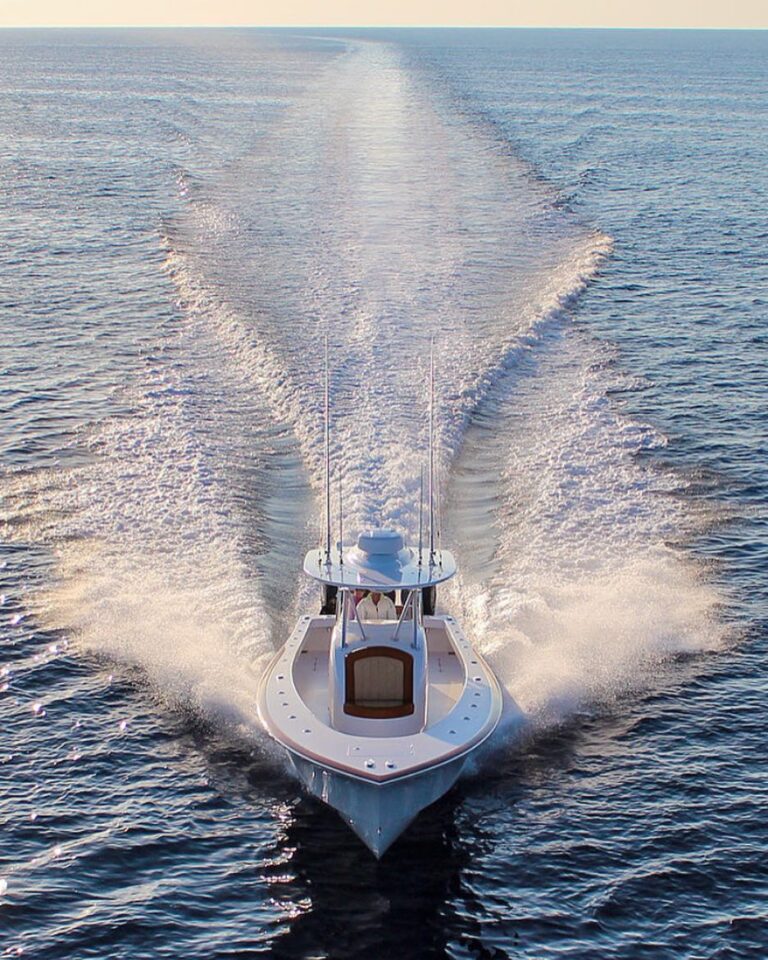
[344, 646, 414, 719]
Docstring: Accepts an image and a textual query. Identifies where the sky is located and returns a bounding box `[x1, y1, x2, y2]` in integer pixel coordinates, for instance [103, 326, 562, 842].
[0, 0, 765, 28]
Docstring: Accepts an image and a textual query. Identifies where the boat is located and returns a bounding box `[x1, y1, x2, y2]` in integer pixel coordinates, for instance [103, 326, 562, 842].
[257, 527, 503, 856]
[257, 346, 503, 856]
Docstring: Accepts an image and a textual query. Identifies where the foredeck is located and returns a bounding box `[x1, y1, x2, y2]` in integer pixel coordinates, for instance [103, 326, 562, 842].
[258, 614, 502, 784]
[293, 642, 465, 726]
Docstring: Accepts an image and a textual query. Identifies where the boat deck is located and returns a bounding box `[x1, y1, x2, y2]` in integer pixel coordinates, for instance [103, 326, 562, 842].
[258, 614, 502, 784]
[294, 644, 465, 726]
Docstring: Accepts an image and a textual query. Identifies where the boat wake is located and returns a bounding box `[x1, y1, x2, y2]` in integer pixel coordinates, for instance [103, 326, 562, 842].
[0, 35, 725, 749]
[447, 326, 724, 728]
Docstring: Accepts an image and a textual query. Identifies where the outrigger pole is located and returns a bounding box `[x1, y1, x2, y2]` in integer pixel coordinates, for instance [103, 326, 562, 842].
[418, 465, 424, 568]
[435, 460, 443, 563]
[428, 341, 436, 564]
[324, 336, 332, 564]
[338, 461, 344, 566]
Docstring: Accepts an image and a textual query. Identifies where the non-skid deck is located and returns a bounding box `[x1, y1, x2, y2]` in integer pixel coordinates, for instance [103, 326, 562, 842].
[293, 644, 465, 726]
[258, 614, 502, 784]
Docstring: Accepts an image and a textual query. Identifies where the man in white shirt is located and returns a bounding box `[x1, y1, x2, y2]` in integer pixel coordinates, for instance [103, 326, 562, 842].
[356, 590, 397, 621]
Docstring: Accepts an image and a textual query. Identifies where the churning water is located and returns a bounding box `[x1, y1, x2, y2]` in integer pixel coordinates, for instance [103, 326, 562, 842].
[0, 27, 766, 959]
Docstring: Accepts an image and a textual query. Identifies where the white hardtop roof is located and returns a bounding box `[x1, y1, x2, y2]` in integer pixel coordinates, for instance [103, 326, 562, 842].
[304, 527, 456, 589]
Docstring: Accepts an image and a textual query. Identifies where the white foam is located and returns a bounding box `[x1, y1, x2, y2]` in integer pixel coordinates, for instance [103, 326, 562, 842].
[4, 309, 289, 728]
[162, 39, 612, 543]
[448, 328, 726, 728]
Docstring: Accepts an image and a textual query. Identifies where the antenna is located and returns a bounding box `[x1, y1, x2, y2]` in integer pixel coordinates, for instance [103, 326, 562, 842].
[428, 341, 436, 564]
[436, 468, 443, 566]
[418, 466, 424, 567]
[324, 337, 332, 564]
[338, 462, 344, 565]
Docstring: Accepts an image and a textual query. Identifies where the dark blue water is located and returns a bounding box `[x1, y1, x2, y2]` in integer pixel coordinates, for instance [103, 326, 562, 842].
[1, 28, 766, 959]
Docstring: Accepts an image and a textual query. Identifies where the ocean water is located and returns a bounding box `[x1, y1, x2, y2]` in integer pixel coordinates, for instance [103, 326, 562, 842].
[0, 26, 766, 959]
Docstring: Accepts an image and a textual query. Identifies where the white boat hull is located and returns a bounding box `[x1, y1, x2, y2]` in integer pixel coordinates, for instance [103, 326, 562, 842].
[290, 751, 467, 857]
[258, 610, 503, 856]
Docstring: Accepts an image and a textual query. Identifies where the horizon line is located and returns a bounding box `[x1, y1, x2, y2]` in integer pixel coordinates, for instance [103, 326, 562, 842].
[0, 23, 766, 31]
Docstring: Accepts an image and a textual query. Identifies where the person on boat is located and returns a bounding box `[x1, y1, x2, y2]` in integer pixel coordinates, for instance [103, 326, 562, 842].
[351, 589, 366, 619]
[356, 590, 397, 621]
